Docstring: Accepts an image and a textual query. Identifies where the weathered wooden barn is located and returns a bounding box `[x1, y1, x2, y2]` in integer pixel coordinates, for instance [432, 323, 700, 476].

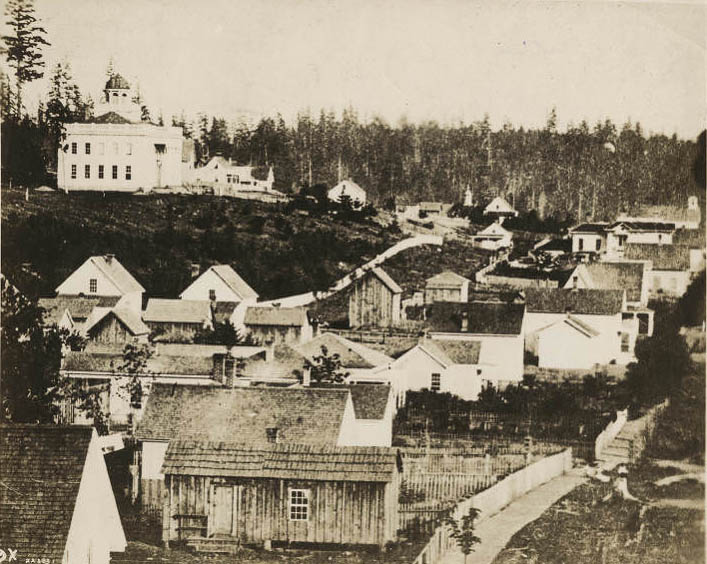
[84, 307, 150, 344]
[243, 306, 313, 345]
[348, 267, 402, 328]
[143, 299, 213, 341]
[161, 441, 400, 549]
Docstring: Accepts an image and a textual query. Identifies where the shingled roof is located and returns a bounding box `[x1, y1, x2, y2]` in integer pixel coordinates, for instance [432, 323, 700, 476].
[0, 425, 93, 563]
[295, 333, 392, 369]
[84, 307, 150, 336]
[244, 306, 309, 327]
[624, 244, 691, 271]
[525, 288, 624, 315]
[136, 385, 350, 444]
[144, 299, 212, 324]
[427, 301, 525, 335]
[209, 264, 259, 301]
[38, 296, 120, 321]
[584, 262, 646, 303]
[569, 223, 609, 234]
[162, 441, 398, 482]
[57, 255, 144, 295]
[426, 271, 471, 288]
[348, 385, 391, 419]
[90, 111, 134, 124]
[421, 339, 482, 365]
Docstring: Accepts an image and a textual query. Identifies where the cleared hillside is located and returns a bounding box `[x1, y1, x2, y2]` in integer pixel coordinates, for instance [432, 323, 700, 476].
[1, 188, 403, 300]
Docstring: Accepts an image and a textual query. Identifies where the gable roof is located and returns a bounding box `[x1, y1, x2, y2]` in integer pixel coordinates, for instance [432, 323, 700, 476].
[84, 307, 150, 336]
[38, 296, 121, 321]
[203, 264, 259, 301]
[295, 333, 392, 369]
[419, 201, 445, 212]
[539, 315, 600, 338]
[62, 346, 217, 377]
[421, 339, 482, 365]
[36, 298, 74, 327]
[582, 262, 646, 303]
[426, 271, 471, 288]
[0, 425, 93, 563]
[359, 267, 402, 294]
[427, 301, 525, 335]
[144, 299, 212, 324]
[329, 180, 366, 197]
[569, 222, 609, 234]
[609, 221, 675, 233]
[478, 222, 511, 236]
[239, 343, 305, 381]
[89, 111, 134, 124]
[525, 288, 624, 315]
[624, 244, 691, 271]
[534, 238, 572, 253]
[348, 385, 392, 420]
[162, 441, 398, 483]
[244, 306, 309, 327]
[484, 196, 516, 213]
[57, 255, 144, 295]
[136, 385, 350, 444]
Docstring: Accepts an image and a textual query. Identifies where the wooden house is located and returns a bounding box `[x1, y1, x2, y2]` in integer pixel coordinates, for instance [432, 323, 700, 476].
[424, 271, 470, 304]
[37, 295, 120, 332]
[348, 267, 402, 328]
[243, 306, 313, 345]
[328, 179, 367, 205]
[470, 221, 513, 251]
[135, 384, 358, 513]
[143, 298, 213, 341]
[160, 442, 400, 549]
[180, 264, 259, 304]
[55, 254, 144, 313]
[483, 196, 518, 222]
[83, 306, 150, 343]
[624, 243, 693, 298]
[0, 425, 126, 564]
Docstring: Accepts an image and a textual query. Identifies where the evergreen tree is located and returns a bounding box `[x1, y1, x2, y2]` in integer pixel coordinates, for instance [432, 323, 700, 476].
[2, 0, 50, 117]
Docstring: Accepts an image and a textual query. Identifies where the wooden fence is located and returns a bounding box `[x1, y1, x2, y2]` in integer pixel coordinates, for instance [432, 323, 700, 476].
[410, 448, 573, 564]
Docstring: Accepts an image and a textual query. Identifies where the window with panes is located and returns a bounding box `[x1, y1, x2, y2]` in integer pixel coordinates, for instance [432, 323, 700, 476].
[289, 489, 309, 521]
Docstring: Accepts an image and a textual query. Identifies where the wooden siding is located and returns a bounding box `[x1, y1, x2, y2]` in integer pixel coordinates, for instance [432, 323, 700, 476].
[89, 314, 135, 344]
[147, 321, 202, 341]
[163, 475, 398, 547]
[348, 275, 398, 329]
[246, 325, 303, 346]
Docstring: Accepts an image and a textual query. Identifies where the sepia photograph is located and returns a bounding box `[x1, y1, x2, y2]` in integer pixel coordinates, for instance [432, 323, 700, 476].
[0, 0, 705, 563]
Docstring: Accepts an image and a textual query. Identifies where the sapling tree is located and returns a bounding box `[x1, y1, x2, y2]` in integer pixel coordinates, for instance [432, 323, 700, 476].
[445, 506, 482, 564]
[305, 345, 350, 385]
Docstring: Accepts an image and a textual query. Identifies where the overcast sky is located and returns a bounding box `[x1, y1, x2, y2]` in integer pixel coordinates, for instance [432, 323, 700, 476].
[10, 0, 707, 138]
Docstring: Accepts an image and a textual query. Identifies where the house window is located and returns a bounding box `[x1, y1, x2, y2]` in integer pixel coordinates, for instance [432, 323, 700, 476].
[621, 333, 630, 353]
[226, 174, 232, 184]
[431, 373, 441, 392]
[126, 165, 132, 180]
[209, 289, 216, 301]
[113, 142, 119, 155]
[71, 142, 77, 154]
[112, 165, 118, 179]
[572, 276, 578, 289]
[98, 165, 104, 179]
[126, 143, 132, 155]
[595, 239, 601, 251]
[89, 278, 97, 293]
[266, 427, 279, 444]
[98, 142, 105, 155]
[84, 164, 90, 179]
[578, 238, 584, 251]
[85, 142, 91, 155]
[71, 164, 77, 179]
[289, 489, 309, 521]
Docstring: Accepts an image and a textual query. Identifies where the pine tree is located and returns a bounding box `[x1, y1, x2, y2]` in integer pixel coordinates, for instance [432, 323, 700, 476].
[2, 0, 50, 117]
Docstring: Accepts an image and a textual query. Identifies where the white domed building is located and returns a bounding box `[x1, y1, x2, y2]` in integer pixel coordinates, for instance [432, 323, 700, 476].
[57, 73, 192, 192]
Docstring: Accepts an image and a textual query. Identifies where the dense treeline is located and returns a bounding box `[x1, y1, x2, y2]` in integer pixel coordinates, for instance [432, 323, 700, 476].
[190, 110, 704, 222]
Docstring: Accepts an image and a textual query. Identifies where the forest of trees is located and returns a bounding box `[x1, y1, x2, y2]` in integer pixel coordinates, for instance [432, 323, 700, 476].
[2, 0, 704, 225]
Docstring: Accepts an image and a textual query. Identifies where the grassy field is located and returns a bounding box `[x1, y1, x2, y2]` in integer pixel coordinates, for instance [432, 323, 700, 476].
[1, 186, 402, 300]
[491, 461, 704, 564]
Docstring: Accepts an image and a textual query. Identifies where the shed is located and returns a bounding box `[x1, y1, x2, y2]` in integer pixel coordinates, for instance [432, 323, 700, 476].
[348, 267, 402, 328]
[83, 307, 150, 344]
[424, 271, 471, 304]
[160, 441, 400, 549]
[243, 306, 313, 345]
[143, 299, 213, 341]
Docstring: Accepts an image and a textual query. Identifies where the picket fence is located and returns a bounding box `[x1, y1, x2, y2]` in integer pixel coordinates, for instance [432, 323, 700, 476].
[409, 448, 573, 564]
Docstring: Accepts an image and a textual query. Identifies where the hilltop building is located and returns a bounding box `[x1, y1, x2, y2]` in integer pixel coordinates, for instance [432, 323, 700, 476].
[193, 156, 274, 193]
[58, 73, 190, 192]
[328, 179, 366, 205]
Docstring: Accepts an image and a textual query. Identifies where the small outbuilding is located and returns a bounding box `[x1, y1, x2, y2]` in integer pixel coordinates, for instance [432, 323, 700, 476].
[483, 196, 518, 222]
[160, 441, 400, 549]
[328, 179, 366, 205]
[348, 267, 402, 328]
[243, 306, 313, 345]
[424, 271, 471, 304]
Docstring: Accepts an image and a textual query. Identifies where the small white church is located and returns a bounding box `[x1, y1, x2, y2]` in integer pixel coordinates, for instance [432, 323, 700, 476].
[57, 73, 191, 192]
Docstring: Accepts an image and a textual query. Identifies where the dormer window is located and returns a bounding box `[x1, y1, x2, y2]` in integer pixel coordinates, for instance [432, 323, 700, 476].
[266, 427, 279, 444]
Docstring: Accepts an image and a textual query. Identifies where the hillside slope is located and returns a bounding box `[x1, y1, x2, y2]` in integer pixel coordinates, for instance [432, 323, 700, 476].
[1, 188, 402, 300]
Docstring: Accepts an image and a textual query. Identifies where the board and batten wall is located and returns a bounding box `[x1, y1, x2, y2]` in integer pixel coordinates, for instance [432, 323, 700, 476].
[162, 475, 399, 547]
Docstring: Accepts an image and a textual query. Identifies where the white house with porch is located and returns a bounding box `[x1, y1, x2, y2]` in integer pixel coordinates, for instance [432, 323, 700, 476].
[470, 221, 513, 250]
[194, 156, 274, 193]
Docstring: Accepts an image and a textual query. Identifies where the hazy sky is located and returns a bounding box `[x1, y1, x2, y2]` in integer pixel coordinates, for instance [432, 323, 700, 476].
[9, 0, 707, 138]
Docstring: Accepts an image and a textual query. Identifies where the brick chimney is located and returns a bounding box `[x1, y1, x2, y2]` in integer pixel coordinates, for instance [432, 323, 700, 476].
[190, 263, 200, 279]
[105, 254, 115, 264]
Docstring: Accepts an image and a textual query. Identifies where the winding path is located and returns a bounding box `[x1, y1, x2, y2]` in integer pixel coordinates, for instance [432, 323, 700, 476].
[259, 234, 444, 308]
